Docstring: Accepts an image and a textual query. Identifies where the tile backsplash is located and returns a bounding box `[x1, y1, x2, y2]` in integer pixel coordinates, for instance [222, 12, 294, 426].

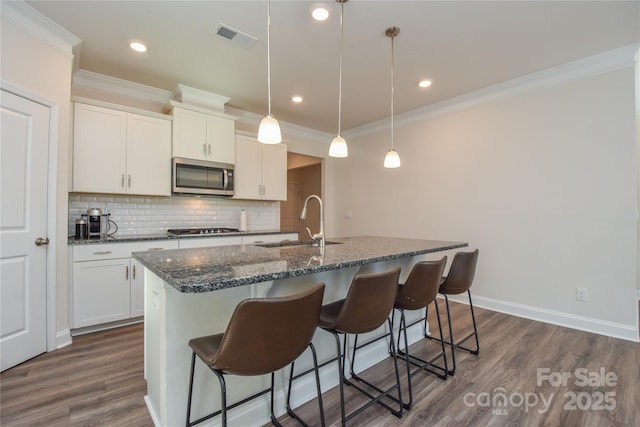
[68, 194, 280, 237]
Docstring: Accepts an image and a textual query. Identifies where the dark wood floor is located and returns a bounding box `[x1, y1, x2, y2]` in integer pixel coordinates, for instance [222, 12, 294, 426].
[1, 301, 638, 426]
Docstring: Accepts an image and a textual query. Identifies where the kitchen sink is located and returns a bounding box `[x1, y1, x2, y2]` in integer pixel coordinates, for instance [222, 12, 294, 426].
[255, 240, 342, 248]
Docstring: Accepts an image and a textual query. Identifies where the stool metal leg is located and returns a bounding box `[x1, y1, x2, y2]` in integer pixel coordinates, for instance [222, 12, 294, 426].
[186, 351, 196, 427]
[212, 370, 228, 427]
[286, 343, 326, 427]
[426, 292, 480, 376]
[347, 319, 404, 420]
[395, 302, 448, 410]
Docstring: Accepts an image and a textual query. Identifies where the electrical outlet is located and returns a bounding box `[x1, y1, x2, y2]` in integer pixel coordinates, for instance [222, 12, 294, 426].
[576, 287, 588, 302]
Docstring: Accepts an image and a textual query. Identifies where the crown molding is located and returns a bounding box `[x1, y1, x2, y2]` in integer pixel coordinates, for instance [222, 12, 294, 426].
[227, 106, 331, 145]
[1, 0, 80, 58]
[346, 43, 640, 139]
[73, 69, 172, 106]
[71, 69, 331, 144]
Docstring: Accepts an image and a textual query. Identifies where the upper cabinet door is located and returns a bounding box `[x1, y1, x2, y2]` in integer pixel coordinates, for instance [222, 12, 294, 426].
[171, 106, 236, 164]
[73, 103, 127, 193]
[126, 113, 172, 196]
[233, 134, 287, 201]
[261, 143, 287, 201]
[172, 107, 208, 160]
[233, 134, 262, 200]
[206, 115, 235, 164]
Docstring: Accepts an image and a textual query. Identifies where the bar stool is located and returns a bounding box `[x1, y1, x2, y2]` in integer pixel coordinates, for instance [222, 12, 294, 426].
[393, 256, 448, 409]
[185, 283, 326, 427]
[319, 267, 403, 425]
[427, 249, 480, 376]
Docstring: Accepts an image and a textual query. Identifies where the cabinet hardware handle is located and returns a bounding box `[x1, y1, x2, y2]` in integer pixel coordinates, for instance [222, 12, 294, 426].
[148, 247, 164, 251]
[208, 144, 211, 155]
[128, 174, 131, 188]
[93, 250, 113, 255]
[133, 265, 136, 280]
[125, 265, 129, 280]
[203, 144, 207, 156]
[121, 174, 125, 188]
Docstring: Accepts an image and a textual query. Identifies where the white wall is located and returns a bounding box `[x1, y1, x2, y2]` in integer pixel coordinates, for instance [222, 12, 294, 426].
[1, 17, 74, 346]
[334, 66, 638, 340]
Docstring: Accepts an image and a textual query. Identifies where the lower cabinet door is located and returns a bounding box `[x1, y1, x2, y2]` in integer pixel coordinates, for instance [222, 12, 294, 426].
[130, 259, 145, 317]
[73, 258, 131, 328]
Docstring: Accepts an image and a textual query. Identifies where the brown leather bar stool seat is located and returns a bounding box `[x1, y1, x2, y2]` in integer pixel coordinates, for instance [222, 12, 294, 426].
[319, 267, 404, 426]
[427, 249, 480, 376]
[185, 283, 326, 427]
[394, 256, 448, 409]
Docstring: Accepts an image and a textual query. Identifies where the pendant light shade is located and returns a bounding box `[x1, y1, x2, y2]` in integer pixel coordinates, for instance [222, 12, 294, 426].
[384, 26, 400, 168]
[258, 114, 281, 144]
[384, 148, 401, 168]
[329, 135, 348, 157]
[329, 0, 349, 158]
[258, 0, 281, 144]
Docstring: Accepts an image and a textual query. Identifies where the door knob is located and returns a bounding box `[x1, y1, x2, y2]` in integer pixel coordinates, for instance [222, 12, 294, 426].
[35, 237, 49, 246]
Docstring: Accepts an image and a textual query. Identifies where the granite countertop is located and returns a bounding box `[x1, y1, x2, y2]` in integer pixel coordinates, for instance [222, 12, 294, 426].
[132, 236, 468, 293]
[67, 230, 295, 245]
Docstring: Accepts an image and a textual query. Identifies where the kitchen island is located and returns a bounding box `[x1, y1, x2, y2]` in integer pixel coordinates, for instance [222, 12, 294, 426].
[133, 236, 467, 426]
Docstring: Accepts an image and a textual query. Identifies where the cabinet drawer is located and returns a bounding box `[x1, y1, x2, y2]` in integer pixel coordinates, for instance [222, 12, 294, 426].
[73, 240, 179, 261]
[242, 233, 298, 244]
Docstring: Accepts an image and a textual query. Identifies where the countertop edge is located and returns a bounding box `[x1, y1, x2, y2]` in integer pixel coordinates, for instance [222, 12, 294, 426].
[68, 230, 297, 245]
[134, 240, 469, 293]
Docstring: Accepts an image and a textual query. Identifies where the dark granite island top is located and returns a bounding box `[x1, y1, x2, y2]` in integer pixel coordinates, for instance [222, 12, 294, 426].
[132, 236, 468, 293]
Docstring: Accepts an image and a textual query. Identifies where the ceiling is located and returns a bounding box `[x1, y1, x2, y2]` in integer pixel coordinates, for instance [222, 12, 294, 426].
[26, 1, 640, 134]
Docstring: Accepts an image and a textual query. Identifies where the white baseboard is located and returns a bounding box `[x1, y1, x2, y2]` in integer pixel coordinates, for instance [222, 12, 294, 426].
[445, 294, 639, 343]
[55, 329, 72, 349]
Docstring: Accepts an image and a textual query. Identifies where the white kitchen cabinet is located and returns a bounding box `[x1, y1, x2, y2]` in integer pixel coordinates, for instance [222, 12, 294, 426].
[72, 240, 178, 331]
[72, 101, 171, 196]
[178, 236, 242, 249]
[130, 258, 145, 317]
[233, 134, 287, 201]
[170, 103, 235, 164]
[126, 114, 172, 195]
[73, 257, 131, 328]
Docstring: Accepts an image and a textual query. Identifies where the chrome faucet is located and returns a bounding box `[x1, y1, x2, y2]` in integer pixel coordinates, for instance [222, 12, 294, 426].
[300, 194, 325, 249]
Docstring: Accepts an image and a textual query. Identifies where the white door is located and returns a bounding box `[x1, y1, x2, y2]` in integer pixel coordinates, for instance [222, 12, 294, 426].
[0, 90, 50, 371]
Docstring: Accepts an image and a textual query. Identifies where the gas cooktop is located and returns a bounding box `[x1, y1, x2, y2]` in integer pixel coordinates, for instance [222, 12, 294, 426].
[167, 227, 240, 236]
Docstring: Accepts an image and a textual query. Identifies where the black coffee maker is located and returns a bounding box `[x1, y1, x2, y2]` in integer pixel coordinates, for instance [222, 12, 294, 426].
[87, 208, 103, 237]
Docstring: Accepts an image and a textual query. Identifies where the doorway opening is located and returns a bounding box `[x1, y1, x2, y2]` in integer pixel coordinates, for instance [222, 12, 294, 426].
[281, 153, 322, 239]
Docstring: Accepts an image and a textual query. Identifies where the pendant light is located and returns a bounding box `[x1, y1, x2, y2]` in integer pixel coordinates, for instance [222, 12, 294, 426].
[328, 0, 349, 158]
[383, 26, 401, 168]
[258, 0, 282, 144]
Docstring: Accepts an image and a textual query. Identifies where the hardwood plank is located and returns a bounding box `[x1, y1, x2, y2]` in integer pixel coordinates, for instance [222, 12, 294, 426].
[1, 303, 638, 427]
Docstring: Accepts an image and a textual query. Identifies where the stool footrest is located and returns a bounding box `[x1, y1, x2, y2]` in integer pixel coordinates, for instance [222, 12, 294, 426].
[187, 384, 271, 427]
[343, 376, 403, 420]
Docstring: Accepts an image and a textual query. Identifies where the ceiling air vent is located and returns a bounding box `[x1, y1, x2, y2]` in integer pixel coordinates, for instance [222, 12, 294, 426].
[213, 24, 257, 48]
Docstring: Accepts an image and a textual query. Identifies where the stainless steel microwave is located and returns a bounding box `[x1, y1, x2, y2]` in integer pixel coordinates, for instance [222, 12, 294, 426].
[172, 157, 234, 196]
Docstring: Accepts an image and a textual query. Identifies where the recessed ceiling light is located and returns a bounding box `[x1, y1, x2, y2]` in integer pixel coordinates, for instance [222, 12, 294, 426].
[130, 41, 147, 52]
[292, 95, 303, 103]
[418, 79, 432, 88]
[311, 3, 331, 21]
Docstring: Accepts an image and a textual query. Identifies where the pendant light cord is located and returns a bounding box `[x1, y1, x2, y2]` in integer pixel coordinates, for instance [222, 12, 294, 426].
[266, 0, 272, 117]
[390, 33, 395, 150]
[337, 1, 344, 136]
